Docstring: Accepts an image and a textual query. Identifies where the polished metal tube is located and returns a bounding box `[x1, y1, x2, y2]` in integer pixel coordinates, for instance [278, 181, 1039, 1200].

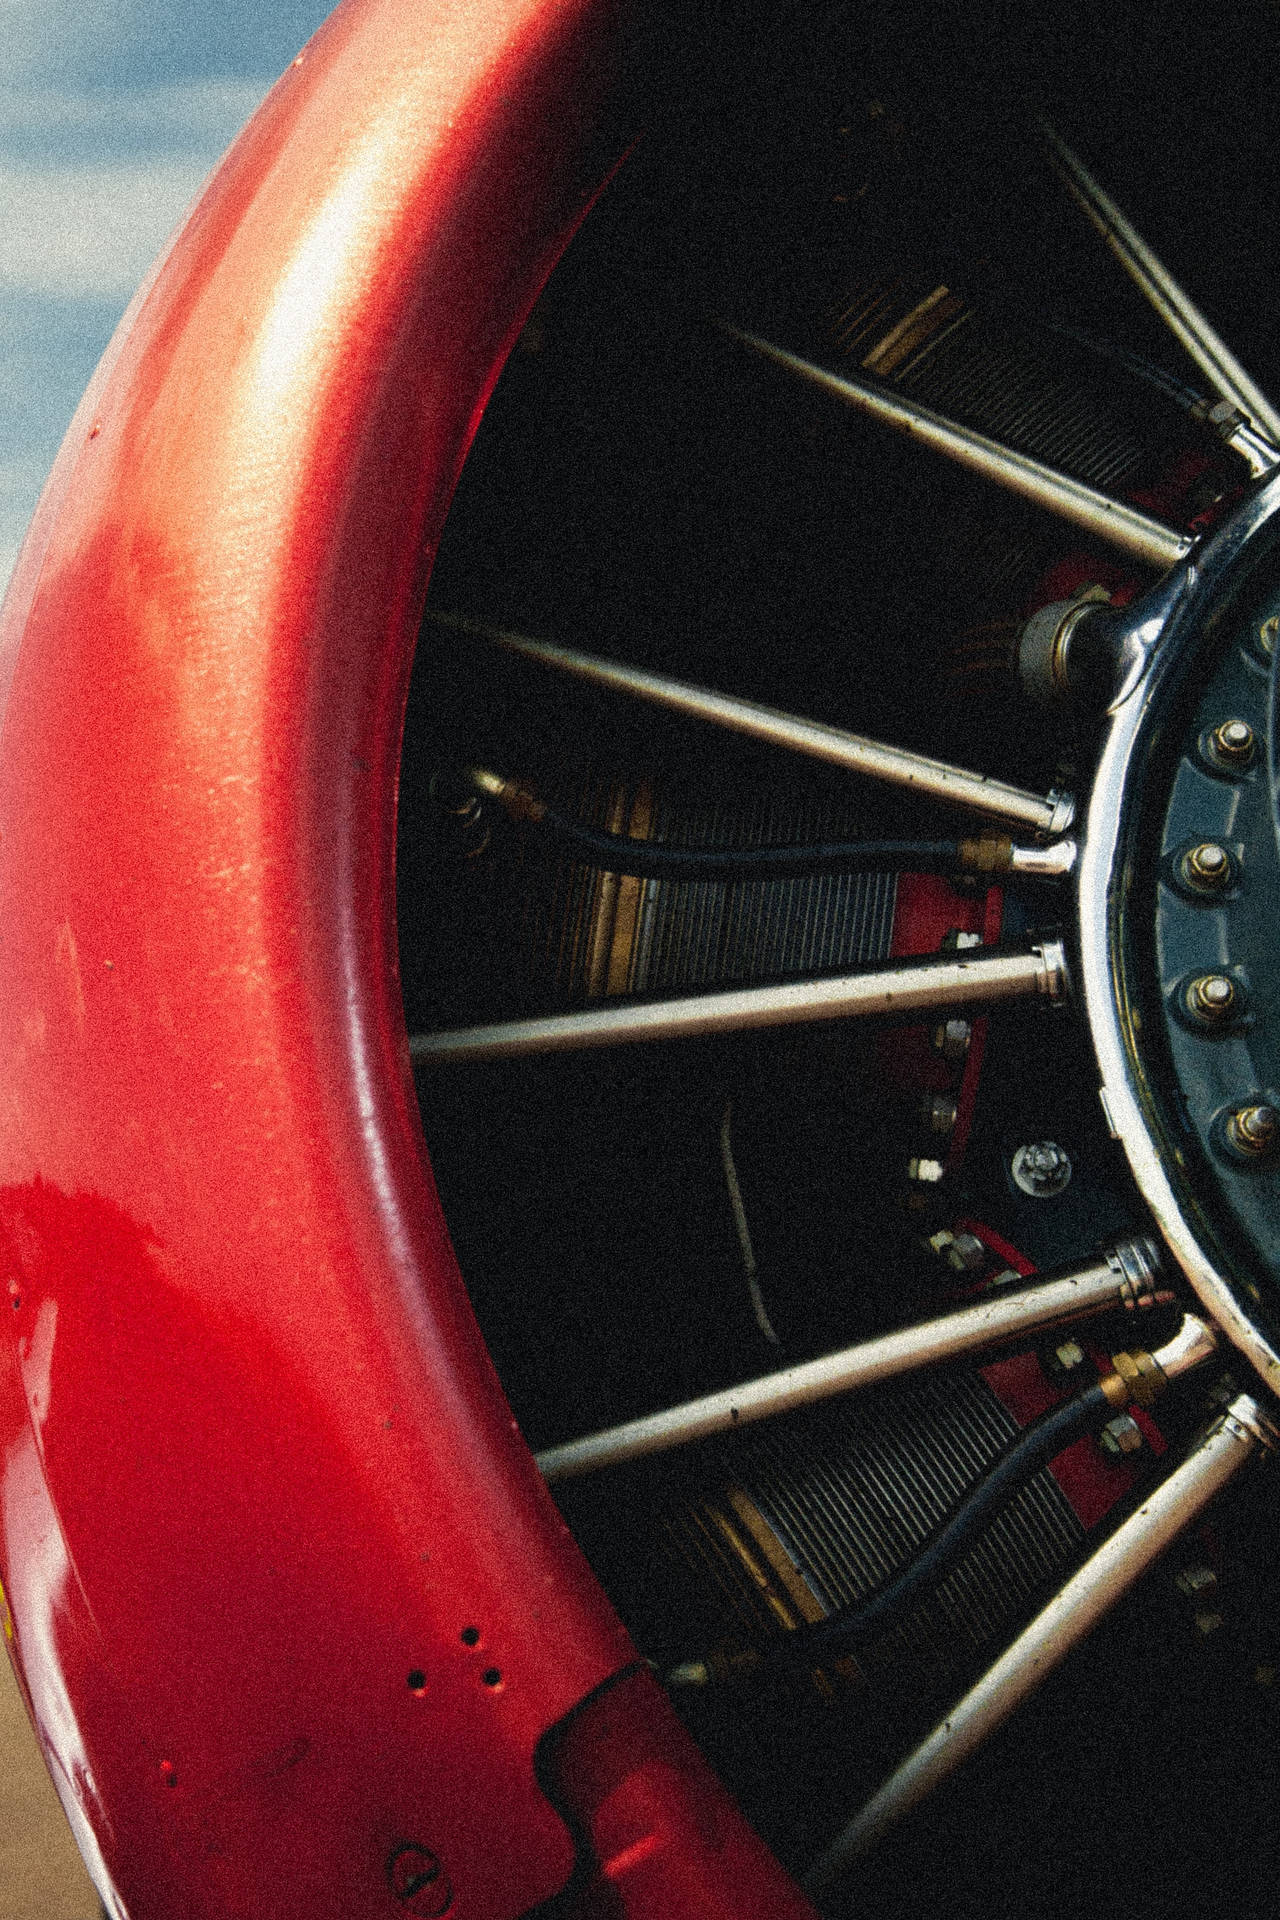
[1040, 120, 1280, 450]
[410, 939, 1066, 1065]
[805, 1393, 1270, 1897]
[430, 611, 1075, 838]
[536, 1239, 1162, 1483]
[728, 327, 1192, 572]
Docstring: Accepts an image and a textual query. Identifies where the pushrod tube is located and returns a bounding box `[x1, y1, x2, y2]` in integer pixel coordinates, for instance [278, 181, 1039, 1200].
[805, 1392, 1274, 1898]
[410, 939, 1066, 1065]
[1039, 120, 1280, 450]
[429, 610, 1075, 838]
[535, 1239, 1165, 1483]
[727, 328, 1193, 572]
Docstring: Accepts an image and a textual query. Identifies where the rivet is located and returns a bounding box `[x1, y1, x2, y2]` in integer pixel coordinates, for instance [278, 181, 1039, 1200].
[1180, 842, 1233, 893]
[1185, 973, 1239, 1024]
[1226, 1103, 1279, 1157]
[1209, 718, 1256, 767]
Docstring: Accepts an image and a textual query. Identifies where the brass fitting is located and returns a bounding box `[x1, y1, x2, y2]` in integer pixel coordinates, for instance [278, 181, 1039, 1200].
[1108, 1347, 1164, 1409]
[1101, 1315, 1219, 1411]
[466, 766, 547, 824]
[957, 837, 1014, 874]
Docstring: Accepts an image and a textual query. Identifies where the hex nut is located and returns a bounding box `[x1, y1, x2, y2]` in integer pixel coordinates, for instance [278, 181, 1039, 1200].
[1100, 1413, 1144, 1458]
[1208, 718, 1256, 768]
[933, 1017, 972, 1061]
[1175, 1564, 1218, 1600]
[1042, 1338, 1086, 1385]
[1179, 841, 1234, 895]
[1184, 973, 1239, 1025]
[922, 1091, 958, 1135]
[908, 1157, 945, 1185]
[1225, 1102, 1279, 1158]
[946, 1231, 986, 1273]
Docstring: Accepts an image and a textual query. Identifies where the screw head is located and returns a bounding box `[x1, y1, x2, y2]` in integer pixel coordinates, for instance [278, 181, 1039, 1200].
[1011, 1139, 1073, 1198]
[1180, 841, 1234, 893]
[1100, 1413, 1144, 1458]
[1210, 718, 1256, 767]
[1185, 972, 1239, 1025]
[1226, 1102, 1279, 1158]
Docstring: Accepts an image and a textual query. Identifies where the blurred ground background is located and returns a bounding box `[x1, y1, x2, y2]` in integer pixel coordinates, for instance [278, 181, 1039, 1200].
[1, 1652, 100, 1920]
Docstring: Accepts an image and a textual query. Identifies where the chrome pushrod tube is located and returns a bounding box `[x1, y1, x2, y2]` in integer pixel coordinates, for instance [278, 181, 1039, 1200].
[410, 939, 1066, 1066]
[536, 1239, 1164, 1484]
[1039, 120, 1280, 451]
[805, 1392, 1273, 1898]
[727, 328, 1192, 572]
[430, 611, 1074, 838]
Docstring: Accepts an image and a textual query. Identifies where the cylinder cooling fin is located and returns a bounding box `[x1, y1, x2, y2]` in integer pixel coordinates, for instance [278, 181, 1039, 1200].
[401, 6, 1280, 1918]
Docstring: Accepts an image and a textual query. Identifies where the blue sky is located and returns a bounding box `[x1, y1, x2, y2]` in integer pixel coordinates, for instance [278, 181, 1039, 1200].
[0, 0, 333, 591]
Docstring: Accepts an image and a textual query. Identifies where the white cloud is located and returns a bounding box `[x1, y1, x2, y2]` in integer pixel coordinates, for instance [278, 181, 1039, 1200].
[0, 0, 143, 82]
[0, 452, 55, 600]
[0, 77, 268, 301]
[0, 73, 271, 591]
[0, 78, 268, 154]
[0, 155, 212, 300]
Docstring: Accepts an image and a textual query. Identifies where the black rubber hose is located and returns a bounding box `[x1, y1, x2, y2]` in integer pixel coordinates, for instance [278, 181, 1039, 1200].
[535, 806, 964, 882]
[764, 1380, 1116, 1673]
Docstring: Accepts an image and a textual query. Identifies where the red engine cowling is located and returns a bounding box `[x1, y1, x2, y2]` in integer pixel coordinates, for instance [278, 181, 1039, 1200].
[0, 2, 819, 1915]
[4, 2, 1278, 1916]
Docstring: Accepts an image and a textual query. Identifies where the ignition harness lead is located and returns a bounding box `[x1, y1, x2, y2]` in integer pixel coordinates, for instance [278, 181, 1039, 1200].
[667, 1314, 1217, 1689]
[465, 767, 1058, 882]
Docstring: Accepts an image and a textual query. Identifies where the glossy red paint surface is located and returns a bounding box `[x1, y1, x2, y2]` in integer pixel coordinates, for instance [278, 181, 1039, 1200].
[0, 2, 817, 1914]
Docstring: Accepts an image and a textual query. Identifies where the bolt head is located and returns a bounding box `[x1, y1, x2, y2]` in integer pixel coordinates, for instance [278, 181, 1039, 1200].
[1011, 1139, 1073, 1197]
